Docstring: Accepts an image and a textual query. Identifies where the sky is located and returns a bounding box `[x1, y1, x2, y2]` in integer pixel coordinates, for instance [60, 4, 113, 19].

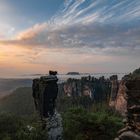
[0, 0, 140, 77]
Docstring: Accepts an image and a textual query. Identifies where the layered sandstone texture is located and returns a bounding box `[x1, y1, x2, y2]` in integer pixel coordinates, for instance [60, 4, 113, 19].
[115, 78, 140, 140]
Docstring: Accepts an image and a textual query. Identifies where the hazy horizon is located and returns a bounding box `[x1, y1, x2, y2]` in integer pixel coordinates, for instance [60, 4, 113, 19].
[0, 0, 140, 77]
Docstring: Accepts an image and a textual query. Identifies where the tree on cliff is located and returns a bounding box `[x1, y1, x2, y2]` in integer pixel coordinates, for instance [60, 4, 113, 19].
[132, 67, 140, 76]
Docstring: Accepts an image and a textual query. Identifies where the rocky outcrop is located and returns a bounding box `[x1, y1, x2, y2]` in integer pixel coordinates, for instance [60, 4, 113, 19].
[33, 74, 63, 140]
[115, 78, 140, 140]
[46, 112, 63, 140]
[61, 76, 111, 102]
[115, 131, 140, 140]
[109, 75, 119, 108]
[63, 79, 81, 97]
[115, 80, 127, 115]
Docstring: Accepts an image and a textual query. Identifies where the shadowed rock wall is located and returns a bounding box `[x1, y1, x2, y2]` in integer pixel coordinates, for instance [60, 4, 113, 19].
[109, 75, 119, 108]
[58, 76, 111, 102]
[115, 78, 140, 140]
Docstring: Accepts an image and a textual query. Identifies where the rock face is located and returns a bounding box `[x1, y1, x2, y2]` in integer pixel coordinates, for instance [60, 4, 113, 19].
[109, 75, 119, 108]
[63, 79, 81, 97]
[115, 78, 140, 140]
[32, 78, 44, 118]
[115, 131, 140, 140]
[125, 79, 140, 132]
[61, 76, 111, 102]
[46, 112, 63, 140]
[115, 80, 127, 115]
[32, 75, 63, 140]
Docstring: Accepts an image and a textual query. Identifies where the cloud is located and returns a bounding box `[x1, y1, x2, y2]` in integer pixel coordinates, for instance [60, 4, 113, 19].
[17, 23, 47, 40]
[0, 0, 140, 55]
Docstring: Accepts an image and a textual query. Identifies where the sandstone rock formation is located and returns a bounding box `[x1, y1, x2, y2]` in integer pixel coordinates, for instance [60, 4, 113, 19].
[109, 75, 119, 108]
[46, 112, 63, 140]
[115, 80, 127, 116]
[63, 79, 81, 97]
[33, 75, 63, 140]
[61, 76, 111, 102]
[115, 78, 140, 140]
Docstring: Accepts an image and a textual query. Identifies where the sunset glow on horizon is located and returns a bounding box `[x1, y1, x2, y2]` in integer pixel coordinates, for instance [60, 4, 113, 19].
[0, 0, 140, 77]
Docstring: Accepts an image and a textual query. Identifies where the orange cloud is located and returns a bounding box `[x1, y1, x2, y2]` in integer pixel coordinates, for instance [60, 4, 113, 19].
[17, 23, 47, 40]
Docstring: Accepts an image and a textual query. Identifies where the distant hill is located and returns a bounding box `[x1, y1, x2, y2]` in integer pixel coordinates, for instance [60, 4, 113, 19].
[67, 72, 80, 75]
[0, 87, 35, 116]
[0, 78, 32, 99]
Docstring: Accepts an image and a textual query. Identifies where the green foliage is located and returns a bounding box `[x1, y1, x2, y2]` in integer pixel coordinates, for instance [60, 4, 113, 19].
[16, 126, 48, 140]
[0, 86, 124, 140]
[132, 67, 140, 77]
[56, 96, 93, 112]
[124, 67, 140, 79]
[62, 107, 123, 140]
[0, 113, 48, 140]
[133, 67, 140, 74]
[0, 87, 35, 116]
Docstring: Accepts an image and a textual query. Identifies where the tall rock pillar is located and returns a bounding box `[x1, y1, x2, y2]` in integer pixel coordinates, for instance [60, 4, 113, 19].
[109, 75, 119, 108]
[32, 71, 63, 140]
[115, 78, 140, 140]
